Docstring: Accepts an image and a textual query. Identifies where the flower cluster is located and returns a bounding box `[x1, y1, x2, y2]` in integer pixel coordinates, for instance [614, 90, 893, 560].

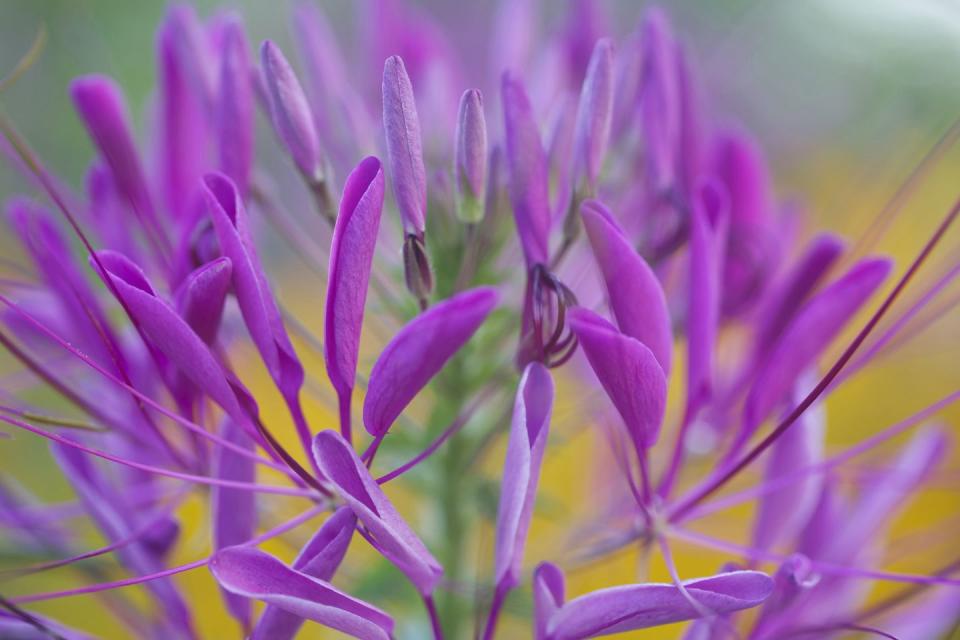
[1, 1, 958, 639]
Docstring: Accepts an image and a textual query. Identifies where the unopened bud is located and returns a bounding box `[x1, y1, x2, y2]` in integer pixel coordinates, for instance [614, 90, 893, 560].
[454, 89, 487, 224]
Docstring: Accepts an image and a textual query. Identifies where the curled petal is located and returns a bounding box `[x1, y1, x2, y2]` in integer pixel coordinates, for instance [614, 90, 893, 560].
[260, 40, 321, 179]
[312, 431, 443, 595]
[494, 363, 554, 587]
[176, 257, 232, 345]
[581, 200, 672, 374]
[572, 38, 614, 192]
[382, 55, 427, 235]
[568, 308, 667, 452]
[216, 15, 255, 195]
[533, 562, 566, 640]
[203, 172, 304, 399]
[742, 257, 892, 435]
[363, 287, 498, 437]
[252, 507, 357, 640]
[546, 571, 773, 640]
[210, 546, 392, 640]
[502, 71, 551, 267]
[325, 157, 385, 399]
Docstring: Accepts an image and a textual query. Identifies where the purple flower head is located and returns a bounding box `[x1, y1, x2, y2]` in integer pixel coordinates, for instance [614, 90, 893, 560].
[312, 430, 443, 596]
[210, 545, 393, 640]
[260, 40, 322, 181]
[454, 88, 487, 223]
[363, 286, 498, 438]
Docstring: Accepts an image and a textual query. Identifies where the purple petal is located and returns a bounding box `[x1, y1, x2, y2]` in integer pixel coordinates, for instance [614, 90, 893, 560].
[70, 75, 158, 228]
[581, 200, 672, 374]
[252, 507, 357, 640]
[312, 430, 443, 595]
[156, 5, 210, 220]
[640, 7, 680, 191]
[212, 420, 257, 628]
[215, 15, 254, 196]
[210, 546, 393, 640]
[363, 287, 498, 437]
[382, 55, 427, 236]
[324, 157, 385, 400]
[176, 257, 232, 345]
[502, 71, 551, 267]
[571, 38, 614, 192]
[454, 88, 488, 223]
[742, 257, 892, 434]
[494, 363, 554, 588]
[752, 233, 845, 360]
[568, 308, 667, 452]
[752, 554, 818, 636]
[752, 377, 825, 553]
[260, 40, 321, 179]
[533, 562, 566, 640]
[203, 172, 305, 399]
[546, 571, 773, 639]
[686, 179, 729, 414]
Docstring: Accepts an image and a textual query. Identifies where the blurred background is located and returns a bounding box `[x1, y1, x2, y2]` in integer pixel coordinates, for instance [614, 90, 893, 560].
[2, 1, 960, 638]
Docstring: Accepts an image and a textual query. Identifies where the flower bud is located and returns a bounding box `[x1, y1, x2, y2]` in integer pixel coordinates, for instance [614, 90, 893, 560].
[454, 89, 487, 224]
[382, 55, 427, 236]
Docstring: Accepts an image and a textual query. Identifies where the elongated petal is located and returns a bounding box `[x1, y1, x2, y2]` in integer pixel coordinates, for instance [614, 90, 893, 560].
[533, 563, 566, 640]
[494, 363, 554, 587]
[454, 88, 487, 223]
[156, 5, 210, 219]
[742, 257, 892, 434]
[70, 75, 157, 225]
[752, 233, 845, 360]
[252, 507, 356, 640]
[581, 200, 672, 374]
[502, 71, 551, 266]
[203, 172, 304, 399]
[363, 287, 498, 437]
[325, 157, 385, 398]
[640, 7, 680, 191]
[260, 40, 321, 179]
[212, 420, 257, 628]
[752, 376, 825, 553]
[216, 15, 254, 195]
[176, 257, 232, 345]
[546, 571, 773, 640]
[95, 250, 245, 422]
[210, 546, 392, 640]
[312, 431, 443, 595]
[568, 308, 667, 451]
[687, 180, 729, 413]
[382, 55, 427, 235]
[572, 38, 614, 191]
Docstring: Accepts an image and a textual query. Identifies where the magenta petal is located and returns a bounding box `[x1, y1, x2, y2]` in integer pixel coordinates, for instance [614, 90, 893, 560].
[210, 546, 393, 640]
[502, 71, 551, 267]
[260, 40, 321, 179]
[568, 308, 667, 452]
[203, 172, 305, 400]
[212, 420, 257, 628]
[215, 15, 254, 196]
[546, 571, 773, 640]
[752, 378, 825, 553]
[176, 257, 232, 345]
[70, 75, 157, 227]
[640, 7, 680, 191]
[742, 257, 892, 434]
[312, 431, 443, 596]
[533, 562, 566, 640]
[571, 38, 614, 192]
[686, 179, 729, 414]
[363, 287, 498, 437]
[252, 507, 357, 640]
[581, 200, 672, 374]
[324, 157, 385, 399]
[382, 55, 427, 235]
[494, 363, 554, 588]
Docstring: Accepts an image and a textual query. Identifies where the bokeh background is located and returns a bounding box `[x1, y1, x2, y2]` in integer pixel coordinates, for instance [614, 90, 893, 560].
[2, 1, 960, 638]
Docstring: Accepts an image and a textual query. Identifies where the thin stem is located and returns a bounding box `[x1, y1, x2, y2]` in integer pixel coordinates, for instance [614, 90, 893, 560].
[423, 594, 445, 640]
[338, 389, 352, 444]
[480, 582, 509, 640]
